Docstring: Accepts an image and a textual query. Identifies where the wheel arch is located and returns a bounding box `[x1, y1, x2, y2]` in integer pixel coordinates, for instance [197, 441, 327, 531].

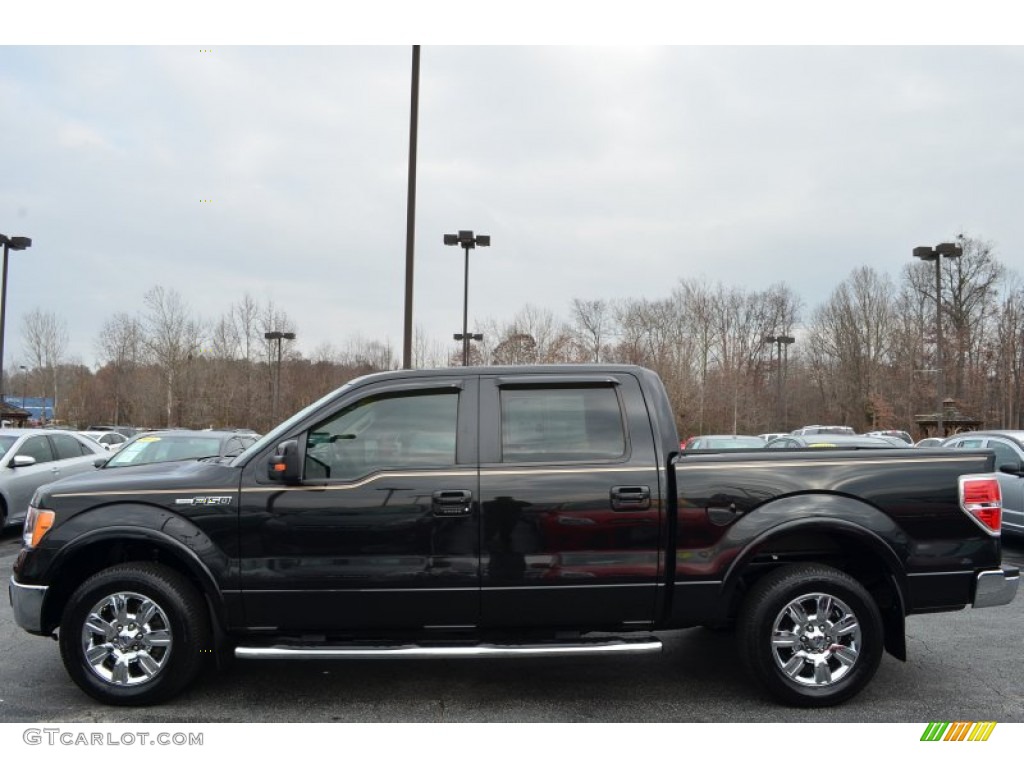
[719, 512, 908, 661]
[41, 524, 228, 638]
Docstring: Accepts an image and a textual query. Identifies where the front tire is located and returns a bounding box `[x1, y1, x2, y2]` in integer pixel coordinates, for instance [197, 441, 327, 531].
[59, 562, 210, 705]
[737, 564, 883, 707]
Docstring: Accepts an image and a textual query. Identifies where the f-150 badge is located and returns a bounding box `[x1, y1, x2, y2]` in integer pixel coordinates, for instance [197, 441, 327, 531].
[175, 496, 233, 506]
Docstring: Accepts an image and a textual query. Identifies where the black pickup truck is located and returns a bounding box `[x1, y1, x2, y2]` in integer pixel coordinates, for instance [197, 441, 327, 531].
[8, 365, 1019, 707]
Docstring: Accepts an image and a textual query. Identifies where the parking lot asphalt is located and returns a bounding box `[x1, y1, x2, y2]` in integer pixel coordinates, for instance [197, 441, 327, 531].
[2, 530, 1022, 723]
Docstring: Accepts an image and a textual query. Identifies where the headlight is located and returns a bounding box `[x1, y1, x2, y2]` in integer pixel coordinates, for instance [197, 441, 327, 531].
[22, 505, 55, 549]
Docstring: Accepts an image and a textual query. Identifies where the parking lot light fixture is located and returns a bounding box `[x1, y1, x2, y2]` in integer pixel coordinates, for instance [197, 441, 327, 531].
[913, 240, 963, 437]
[444, 230, 490, 366]
[0, 234, 31, 405]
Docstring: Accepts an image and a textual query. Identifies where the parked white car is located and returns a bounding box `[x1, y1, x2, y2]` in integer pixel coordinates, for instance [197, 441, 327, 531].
[77, 430, 130, 452]
[0, 429, 106, 529]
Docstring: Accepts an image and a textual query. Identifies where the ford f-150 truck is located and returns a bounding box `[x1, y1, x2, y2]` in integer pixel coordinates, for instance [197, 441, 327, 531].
[8, 365, 1019, 707]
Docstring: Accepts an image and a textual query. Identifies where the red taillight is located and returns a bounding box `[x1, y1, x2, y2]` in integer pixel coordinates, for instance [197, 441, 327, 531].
[959, 475, 1002, 534]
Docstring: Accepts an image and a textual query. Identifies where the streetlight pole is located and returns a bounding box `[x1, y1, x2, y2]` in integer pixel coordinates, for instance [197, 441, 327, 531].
[0, 234, 32, 405]
[444, 230, 490, 366]
[763, 335, 780, 427]
[19, 365, 27, 409]
[264, 331, 295, 425]
[763, 334, 795, 428]
[779, 335, 795, 427]
[913, 241, 963, 437]
[402, 44, 420, 370]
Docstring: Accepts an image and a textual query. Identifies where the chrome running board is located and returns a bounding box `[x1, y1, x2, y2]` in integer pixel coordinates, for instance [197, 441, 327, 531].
[235, 636, 662, 660]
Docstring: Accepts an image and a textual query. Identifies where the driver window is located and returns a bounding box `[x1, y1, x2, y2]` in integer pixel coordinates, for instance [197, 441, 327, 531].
[20, 436, 55, 464]
[304, 390, 458, 480]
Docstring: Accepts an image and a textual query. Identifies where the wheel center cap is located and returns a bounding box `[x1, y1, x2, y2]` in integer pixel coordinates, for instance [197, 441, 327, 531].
[804, 628, 828, 652]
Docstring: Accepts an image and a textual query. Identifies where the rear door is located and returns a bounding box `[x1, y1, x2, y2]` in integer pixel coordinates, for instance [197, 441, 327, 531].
[477, 372, 661, 629]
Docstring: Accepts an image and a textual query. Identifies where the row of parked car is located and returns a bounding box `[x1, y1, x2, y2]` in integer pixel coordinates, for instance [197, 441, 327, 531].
[0, 426, 261, 530]
[680, 428, 1024, 538]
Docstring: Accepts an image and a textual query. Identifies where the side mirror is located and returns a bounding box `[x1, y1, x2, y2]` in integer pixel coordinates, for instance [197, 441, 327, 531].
[94, 456, 109, 468]
[997, 461, 1024, 477]
[11, 455, 36, 468]
[268, 439, 301, 484]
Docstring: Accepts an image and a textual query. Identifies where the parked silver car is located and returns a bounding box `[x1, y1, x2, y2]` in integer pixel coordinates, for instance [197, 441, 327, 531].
[0, 428, 106, 529]
[941, 430, 1024, 537]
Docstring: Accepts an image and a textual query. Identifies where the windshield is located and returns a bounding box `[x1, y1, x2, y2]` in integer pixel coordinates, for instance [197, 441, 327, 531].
[703, 437, 767, 449]
[105, 435, 224, 467]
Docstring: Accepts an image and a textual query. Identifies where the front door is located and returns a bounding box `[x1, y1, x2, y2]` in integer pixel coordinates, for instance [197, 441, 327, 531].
[239, 377, 479, 632]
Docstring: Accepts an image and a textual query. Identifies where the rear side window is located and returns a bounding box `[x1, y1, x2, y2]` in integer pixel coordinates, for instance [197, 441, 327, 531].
[500, 386, 625, 462]
[50, 433, 92, 459]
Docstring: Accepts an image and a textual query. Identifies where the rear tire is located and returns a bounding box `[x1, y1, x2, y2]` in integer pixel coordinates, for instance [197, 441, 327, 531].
[737, 564, 883, 707]
[59, 562, 211, 705]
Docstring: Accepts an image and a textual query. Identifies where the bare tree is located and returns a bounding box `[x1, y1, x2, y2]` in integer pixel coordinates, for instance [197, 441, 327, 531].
[806, 267, 897, 429]
[94, 313, 144, 425]
[142, 286, 203, 427]
[21, 308, 69, 419]
[569, 298, 615, 363]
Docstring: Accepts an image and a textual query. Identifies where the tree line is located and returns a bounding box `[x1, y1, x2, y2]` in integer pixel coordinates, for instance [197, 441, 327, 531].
[8, 235, 1023, 437]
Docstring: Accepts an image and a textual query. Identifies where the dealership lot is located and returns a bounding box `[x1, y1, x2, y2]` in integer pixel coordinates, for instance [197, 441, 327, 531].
[2, 530, 1021, 723]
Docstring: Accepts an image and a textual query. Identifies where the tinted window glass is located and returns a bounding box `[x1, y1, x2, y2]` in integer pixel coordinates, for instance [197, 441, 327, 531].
[988, 440, 1020, 469]
[51, 433, 90, 459]
[0, 436, 17, 456]
[20, 435, 55, 464]
[500, 386, 625, 462]
[305, 391, 458, 480]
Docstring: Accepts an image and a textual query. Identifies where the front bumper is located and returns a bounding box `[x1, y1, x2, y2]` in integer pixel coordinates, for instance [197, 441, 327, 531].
[8, 577, 48, 634]
[973, 566, 1019, 608]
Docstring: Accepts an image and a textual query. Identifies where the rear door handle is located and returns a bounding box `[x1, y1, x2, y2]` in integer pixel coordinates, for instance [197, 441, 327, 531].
[610, 485, 650, 510]
[432, 490, 473, 518]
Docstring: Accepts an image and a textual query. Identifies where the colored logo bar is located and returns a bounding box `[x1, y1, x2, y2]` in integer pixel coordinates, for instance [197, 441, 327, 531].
[921, 722, 997, 741]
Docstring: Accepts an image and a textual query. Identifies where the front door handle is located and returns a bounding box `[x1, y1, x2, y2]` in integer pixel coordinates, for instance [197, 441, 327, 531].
[610, 485, 650, 510]
[432, 490, 473, 518]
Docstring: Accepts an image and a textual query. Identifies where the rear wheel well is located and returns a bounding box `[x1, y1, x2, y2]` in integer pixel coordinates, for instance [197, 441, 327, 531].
[43, 539, 218, 635]
[723, 529, 906, 658]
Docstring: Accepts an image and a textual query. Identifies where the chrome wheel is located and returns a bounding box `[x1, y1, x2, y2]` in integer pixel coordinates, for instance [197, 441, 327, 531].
[770, 591, 861, 688]
[80, 591, 173, 686]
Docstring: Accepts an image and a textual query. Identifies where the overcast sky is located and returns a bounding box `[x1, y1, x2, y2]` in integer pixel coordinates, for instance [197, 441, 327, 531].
[2, 43, 1022, 367]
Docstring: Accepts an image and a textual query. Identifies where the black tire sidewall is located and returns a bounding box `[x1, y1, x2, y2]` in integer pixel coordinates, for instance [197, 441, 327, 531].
[739, 565, 884, 707]
[59, 563, 208, 706]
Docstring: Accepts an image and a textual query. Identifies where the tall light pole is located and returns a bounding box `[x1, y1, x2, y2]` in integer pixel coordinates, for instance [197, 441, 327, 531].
[444, 230, 489, 366]
[402, 45, 420, 370]
[913, 241, 963, 437]
[0, 233, 32, 405]
[264, 331, 295, 425]
[763, 334, 795, 428]
[19, 365, 27, 409]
